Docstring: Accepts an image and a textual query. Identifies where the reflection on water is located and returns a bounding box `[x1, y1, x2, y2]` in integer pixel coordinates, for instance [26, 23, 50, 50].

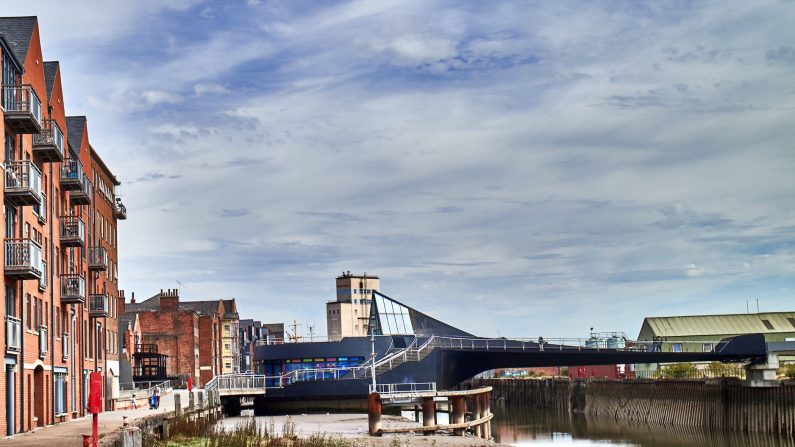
[492, 404, 795, 447]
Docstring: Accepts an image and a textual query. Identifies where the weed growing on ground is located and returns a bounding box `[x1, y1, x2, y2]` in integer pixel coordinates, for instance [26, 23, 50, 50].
[144, 415, 358, 447]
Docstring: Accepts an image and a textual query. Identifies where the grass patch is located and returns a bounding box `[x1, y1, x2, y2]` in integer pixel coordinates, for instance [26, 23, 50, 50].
[145, 416, 355, 447]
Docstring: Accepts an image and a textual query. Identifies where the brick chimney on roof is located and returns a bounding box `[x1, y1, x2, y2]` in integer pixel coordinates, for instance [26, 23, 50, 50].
[130, 292, 136, 304]
[160, 288, 179, 311]
[118, 290, 126, 315]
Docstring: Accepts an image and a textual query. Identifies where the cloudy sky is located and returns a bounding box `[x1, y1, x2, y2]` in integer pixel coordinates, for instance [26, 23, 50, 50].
[10, 0, 795, 338]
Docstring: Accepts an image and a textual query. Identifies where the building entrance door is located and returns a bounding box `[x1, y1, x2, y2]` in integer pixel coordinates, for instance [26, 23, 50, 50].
[5, 362, 15, 435]
[34, 366, 45, 427]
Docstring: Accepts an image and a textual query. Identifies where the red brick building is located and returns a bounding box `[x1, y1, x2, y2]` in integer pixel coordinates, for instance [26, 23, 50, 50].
[1, 16, 127, 436]
[123, 290, 239, 387]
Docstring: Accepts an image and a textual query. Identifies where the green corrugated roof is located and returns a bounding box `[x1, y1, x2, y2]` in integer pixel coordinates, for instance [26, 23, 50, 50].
[642, 312, 795, 337]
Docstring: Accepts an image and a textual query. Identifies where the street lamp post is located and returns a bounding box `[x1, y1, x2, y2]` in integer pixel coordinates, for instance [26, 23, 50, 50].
[370, 334, 377, 391]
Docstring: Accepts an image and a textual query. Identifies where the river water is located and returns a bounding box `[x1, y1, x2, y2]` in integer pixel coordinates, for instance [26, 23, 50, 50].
[490, 404, 795, 447]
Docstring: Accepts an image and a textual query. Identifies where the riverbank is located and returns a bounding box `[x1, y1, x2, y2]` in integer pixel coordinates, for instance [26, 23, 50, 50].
[164, 413, 507, 447]
[470, 377, 795, 435]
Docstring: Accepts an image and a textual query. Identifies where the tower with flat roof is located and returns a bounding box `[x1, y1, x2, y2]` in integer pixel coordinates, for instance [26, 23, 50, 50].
[326, 271, 379, 341]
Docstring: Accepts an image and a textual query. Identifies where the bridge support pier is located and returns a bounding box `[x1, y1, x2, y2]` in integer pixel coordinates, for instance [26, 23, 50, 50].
[222, 397, 241, 417]
[745, 353, 781, 387]
[253, 396, 268, 416]
[451, 396, 466, 436]
[422, 397, 436, 436]
[368, 392, 382, 436]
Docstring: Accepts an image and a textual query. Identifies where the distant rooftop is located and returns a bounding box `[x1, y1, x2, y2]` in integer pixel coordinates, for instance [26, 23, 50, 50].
[641, 311, 795, 337]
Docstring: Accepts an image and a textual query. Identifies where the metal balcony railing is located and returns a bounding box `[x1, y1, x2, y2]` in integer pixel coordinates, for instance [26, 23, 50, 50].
[6, 316, 21, 353]
[39, 326, 48, 358]
[4, 160, 43, 207]
[87, 247, 108, 271]
[60, 216, 85, 247]
[2, 84, 42, 133]
[60, 159, 84, 191]
[135, 344, 159, 354]
[32, 119, 65, 162]
[39, 260, 47, 291]
[114, 199, 127, 220]
[60, 274, 86, 304]
[89, 294, 108, 317]
[4, 238, 43, 280]
[62, 333, 69, 360]
[69, 174, 92, 205]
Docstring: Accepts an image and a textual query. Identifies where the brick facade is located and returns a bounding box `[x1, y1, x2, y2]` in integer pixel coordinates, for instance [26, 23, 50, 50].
[1, 16, 126, 436]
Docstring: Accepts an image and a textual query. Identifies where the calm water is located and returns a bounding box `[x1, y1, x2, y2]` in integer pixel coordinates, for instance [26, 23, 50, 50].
[490, 404, 795, 447]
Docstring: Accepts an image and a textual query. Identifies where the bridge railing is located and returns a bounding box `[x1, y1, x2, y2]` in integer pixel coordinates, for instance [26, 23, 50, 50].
[369, 382, 436, 397]
[211, 373, 267, 392]
[428, 335, 731, 354]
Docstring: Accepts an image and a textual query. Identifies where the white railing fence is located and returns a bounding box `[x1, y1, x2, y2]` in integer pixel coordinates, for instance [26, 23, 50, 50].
[369, 382, 436, 396]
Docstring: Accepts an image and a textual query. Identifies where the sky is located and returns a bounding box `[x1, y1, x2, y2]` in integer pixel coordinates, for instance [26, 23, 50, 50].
[7, 0, 795, 339]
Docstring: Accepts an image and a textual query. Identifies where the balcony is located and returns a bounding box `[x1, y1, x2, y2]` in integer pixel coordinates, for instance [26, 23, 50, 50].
[6, 316, 21, 353]
[114, 198, 127, 220]
[60, 159, 84, 191]
[88, 247, 108, 271]
[60, 274, 86, 304]
[39, 326, 47, 358]
[32, 119, 65, 162]
[4, 238, 43, 280]
[62, 333, 69, 360]
[60, 216, 85, 247]
[2, 84, 42, 133]
[89, 294, 108, 317]
[39, 260, 47, 291]
[4, 160, 43, 207]
[69, 174, 92, 206]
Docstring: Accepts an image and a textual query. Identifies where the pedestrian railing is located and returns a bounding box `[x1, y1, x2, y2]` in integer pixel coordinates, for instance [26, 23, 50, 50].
[369, 382, 436, 397]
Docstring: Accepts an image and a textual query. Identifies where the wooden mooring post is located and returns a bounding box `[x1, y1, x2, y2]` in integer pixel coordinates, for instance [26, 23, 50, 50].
[370, 386, 493, 438]
[368, 392, 382, 436]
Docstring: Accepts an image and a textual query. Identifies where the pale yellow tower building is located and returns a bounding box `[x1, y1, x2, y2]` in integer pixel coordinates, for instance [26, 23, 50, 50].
[326, 272, 380, 341]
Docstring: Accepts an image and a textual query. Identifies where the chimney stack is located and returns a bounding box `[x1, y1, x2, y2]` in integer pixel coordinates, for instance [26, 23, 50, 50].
[160, 288, 179, 311]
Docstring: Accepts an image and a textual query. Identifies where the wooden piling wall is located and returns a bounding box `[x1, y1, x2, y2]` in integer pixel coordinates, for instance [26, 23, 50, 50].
[470, 378, 795, 435]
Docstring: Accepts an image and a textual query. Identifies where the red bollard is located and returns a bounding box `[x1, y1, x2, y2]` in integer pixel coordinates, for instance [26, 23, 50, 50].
[82, 434, 91, 447]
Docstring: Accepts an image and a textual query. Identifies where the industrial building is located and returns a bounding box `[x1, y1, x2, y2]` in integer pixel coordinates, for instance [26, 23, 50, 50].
[326, 272, 379, 340]
[635, 311, 795, 374]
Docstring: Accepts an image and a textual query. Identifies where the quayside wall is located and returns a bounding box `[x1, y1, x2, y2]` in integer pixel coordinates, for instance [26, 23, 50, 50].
[467, 378, 795, 435]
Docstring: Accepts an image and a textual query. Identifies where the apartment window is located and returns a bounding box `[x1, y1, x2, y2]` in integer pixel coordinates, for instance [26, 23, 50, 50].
[5, 205, 15, 237]
[702, 343, 713, 352]
[54, 371, 68, 416]
[26, 294, 32, 329]
[672, 343, 683, 353]
[761, 319, 774, 330]
[788, 317, 795, 330]
[5, 286, 15, 317]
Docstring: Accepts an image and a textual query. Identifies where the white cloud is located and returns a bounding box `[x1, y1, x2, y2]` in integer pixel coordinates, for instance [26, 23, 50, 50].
[141, 90, 183, 106]
[193, 82, 229, 96]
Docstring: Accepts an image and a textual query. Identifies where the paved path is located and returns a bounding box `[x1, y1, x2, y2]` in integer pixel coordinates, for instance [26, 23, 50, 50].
[0, 390, 194, 447]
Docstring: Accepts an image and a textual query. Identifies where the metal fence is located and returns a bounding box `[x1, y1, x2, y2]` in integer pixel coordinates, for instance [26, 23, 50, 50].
[369, 382, 437, 397]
